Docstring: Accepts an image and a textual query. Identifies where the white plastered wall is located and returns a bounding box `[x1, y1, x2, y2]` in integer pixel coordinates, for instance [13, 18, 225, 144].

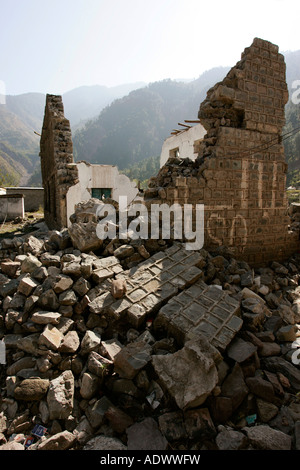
[160, 123, 206, 168]
[66, 162, 138, 226]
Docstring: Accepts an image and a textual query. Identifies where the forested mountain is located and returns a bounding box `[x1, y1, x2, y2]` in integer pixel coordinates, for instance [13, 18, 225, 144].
[0, 83, 147, 186]
[282, 49, 300, 186]
[0, 95, 43, 186]
[0, 49, 300, 189]
[63, 82, 146, 129]
[73, 51, 300, 181]
[72, 67, 230, 169]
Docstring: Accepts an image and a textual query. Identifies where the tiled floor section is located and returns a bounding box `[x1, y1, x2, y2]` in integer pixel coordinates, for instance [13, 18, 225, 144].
[154, 280, 243, 351]
[88, 243, 204, 324]
[88, 243, 243, 351]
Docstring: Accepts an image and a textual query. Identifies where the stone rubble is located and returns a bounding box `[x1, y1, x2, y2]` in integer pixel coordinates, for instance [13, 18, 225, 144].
[0, 218, 300, 451]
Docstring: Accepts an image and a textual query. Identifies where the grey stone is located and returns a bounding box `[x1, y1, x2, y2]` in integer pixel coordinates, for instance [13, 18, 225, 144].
[88, 292, 115, 314]
[127, 304, 147, 328]
[243, 424, 291, 450]
[227, 337, 257, 363]
[68, 221, 103, 253]
[39, 324, 64, 350]
[80, 330, 101, 355]
[100, 338, 123, 360]
[256, 398, 279, 422]
[37, 288, 60, 310]
[114, 340, 152, 379]
[62, 260, 82, 278]
[15, 333, 39, 354]
[59, 331, 80, 353]
[221, 363, 249, 412]
[152, 338, 220, 410]
[73, 277, 90, 296]
[261, 356, 300, 391]
[18, 277, 38, 296]
[184, 407, 216, 440]
[59, 289, 77, 305]
[87, 351, 113, 377]
[83, 435, 127, 451]
[158, 411, 186, 442]
[79, 372, 100, 400]
[85, 396, 113, 429]
[127, 417, 168, 450]
[31, 311, 61, 325]
[53, 275, 74, 293]
[21, 254, 42, 273]
[6, 357, 36, 376]
[105, 405, 134, 433]
[114, 244, 135, 259]
[0, 441, 24, 450]
[216, 427, 248, 450]
[47, 370, 74, 420]
[40, 253, 61, 268]
[37, 430, 76, 450]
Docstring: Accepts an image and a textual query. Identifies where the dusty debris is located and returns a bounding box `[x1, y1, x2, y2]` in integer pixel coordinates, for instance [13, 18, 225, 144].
[0, 216, 300, 451]
[1, 37, 300, 451]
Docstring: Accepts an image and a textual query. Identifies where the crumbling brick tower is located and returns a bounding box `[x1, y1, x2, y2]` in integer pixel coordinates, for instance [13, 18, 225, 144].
[145, 38, 299, 266]
[40, 95, 79, 230]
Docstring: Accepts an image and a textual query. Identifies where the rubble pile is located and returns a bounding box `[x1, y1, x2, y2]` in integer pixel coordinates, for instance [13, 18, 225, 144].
[0, 219, 300, 451]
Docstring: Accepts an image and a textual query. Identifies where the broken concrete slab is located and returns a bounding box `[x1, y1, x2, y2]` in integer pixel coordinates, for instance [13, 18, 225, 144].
[87, 243, 205, 324]
[152, 338, 221, 410]
[154, 280, 242, 351]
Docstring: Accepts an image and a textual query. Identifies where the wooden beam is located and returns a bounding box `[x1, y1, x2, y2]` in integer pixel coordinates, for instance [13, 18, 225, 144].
[184, 120, 201, 123]
[178, 122, 191, 128]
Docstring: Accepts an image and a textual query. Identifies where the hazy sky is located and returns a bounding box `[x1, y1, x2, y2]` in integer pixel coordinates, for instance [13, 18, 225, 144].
[1, 0, 300, 96]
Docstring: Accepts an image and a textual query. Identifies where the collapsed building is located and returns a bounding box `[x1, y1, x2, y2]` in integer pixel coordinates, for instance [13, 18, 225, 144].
[160, 122, 206, 167]
[40, 95, 138, 231]
[146, 37, 300, 266]
[1, 38, 300, 451]
[40, 38, 299, 267]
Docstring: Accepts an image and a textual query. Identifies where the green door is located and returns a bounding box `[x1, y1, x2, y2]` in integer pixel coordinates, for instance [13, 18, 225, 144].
[92, 188, 112, 200]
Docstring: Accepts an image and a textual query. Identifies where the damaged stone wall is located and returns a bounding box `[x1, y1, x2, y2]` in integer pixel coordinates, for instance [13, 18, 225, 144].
[145, 38, 299, 266]
[40, 95, 79, 230]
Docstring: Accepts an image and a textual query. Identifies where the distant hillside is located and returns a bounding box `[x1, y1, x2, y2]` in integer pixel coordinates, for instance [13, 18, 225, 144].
[63, 82, 146, 129]
[73, 67, 230, 169]
[282, 50, 300, 186]
[0, 96, 42, 186]
[1, 49, 300, 189]
[0, 82, 148, 187]
[0, 142, 35, 186]
[73, 51, 300, 180]
[120, 155, 160, 189]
